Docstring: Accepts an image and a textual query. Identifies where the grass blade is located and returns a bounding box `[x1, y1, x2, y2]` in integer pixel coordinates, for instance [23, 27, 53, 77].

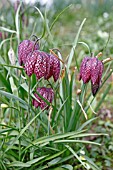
[67, 18, 86, 72]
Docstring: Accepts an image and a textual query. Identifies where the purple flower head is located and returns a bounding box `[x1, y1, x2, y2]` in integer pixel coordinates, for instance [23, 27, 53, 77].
[91, 57, 104, 96]
[24, 50, 60, 82]
[18, 40, 39, 65]
[32, 87, 54, 110]
[79, 56, 104, 96]
[79, 57, 91, 83]
[45, 54, 60, 82]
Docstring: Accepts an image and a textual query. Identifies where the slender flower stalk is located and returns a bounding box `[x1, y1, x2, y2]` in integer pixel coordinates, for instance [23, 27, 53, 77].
[28, 77, 31, 123]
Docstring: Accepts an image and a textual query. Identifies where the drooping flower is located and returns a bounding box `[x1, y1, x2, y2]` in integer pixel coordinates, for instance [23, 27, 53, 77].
[52, 55, 61, 82]
[24, 50, 60, 82]
[79, 56, 104, 96]
[18, 40, 39, 65]
[79, 57, 92, 83]
[91, 57, 104, 96]
[45, 53, 61, 81]
[32, 87, 54, 109]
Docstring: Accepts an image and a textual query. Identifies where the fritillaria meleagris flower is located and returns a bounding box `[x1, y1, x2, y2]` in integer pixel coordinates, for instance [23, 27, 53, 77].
[18, 40, 39, 65]
[91, 57, 104, 96]
[24, 50, 60, 82]
[79, 56, 104, 96]
[32, 87, 54, 110]
[79, 57, 92, 83]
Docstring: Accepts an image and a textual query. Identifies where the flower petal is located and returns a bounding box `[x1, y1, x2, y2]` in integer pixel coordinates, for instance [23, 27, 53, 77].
[18, 40, 39, 65]
[24, 51, 37, 76]
[52, 55, 60, 82]
[34, 51, 45, 79]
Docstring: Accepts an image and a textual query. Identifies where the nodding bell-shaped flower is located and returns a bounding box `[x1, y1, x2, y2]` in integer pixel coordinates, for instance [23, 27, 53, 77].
[91, 57, 104, 96]
[18, 40, 39, 65]
[79, 55, 104, 96]
[24, 50, 60, 82]
[79, 57, 92, 83]
[32, 87, 54, 110]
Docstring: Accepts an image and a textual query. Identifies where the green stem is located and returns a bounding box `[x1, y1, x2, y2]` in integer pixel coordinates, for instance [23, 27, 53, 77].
[28, 77, 31, 123]
[18, 109, 21, 161]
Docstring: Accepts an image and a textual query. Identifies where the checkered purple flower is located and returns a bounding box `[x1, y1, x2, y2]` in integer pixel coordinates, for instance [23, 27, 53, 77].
[24, 50, 60, 82]
[18, 40, 39, 65]
[79, 56, 104, 96]
[79, 57, 92, 83]
[91, 57, 104, 96]
[32, 87, 54, 109]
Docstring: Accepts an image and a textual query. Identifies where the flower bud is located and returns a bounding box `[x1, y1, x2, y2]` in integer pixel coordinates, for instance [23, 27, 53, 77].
[1, 104, 8, 108]
[8, 47, 15, 65]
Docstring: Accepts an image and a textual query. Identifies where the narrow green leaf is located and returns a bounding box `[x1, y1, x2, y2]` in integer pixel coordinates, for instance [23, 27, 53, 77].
[50, 5, 72, 31]
[0, 72, 11, 92]
[36, 150, 66, 170]
[24, 130, 86, 150]
[15, 2, 22, 43]
[78, 41, 91, 54]
[78, 117, 98, 131]
[48, 157, 61, 166]
[69, 133, 108, 139]
[67, 18, 86, 71]
[34, 6, 46, 39]
[0, 128, 13, 134]
[54, 139, 101, 146]
[0, 63, 24, 70]
[84, 155, 100, 170]
[8, 161, 31, 167]
[95, 84, 111, 111]
[55, 97, 68, 121]
[61, 164, 73, 170]
[0, 26, 16, 34]
[0, 37, 16, 49]
[65, 145, 87, 169]
[0, 90, 28, 107]
[5, 108, 45, 152]
[26, 155, 47, 165]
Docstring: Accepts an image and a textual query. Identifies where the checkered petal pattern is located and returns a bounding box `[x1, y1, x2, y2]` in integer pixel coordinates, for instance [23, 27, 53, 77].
[18, 40, 39, 65]
[79, 56, 104, 96]
[24, 50, 60, 81]
[32, 87, 54, 110]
